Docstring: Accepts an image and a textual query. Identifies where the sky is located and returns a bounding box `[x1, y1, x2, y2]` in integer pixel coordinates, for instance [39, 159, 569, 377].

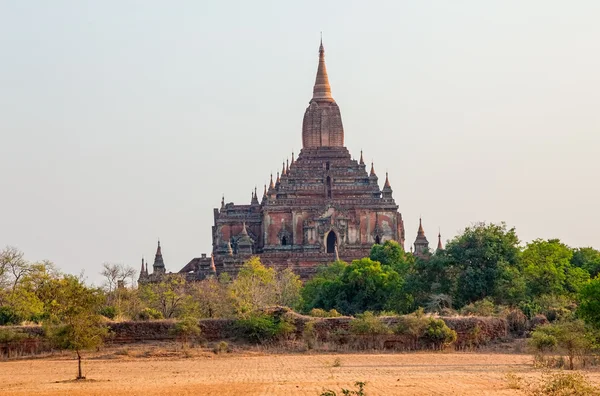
[1, 1, 599, 285]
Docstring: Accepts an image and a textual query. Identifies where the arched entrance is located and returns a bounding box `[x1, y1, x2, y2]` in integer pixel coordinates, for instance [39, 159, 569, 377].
[326, 231, 337, 254]
[375, 235, 381, 245]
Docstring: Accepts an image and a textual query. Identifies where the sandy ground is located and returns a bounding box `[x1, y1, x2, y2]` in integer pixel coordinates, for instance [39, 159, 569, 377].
[1, 349, 599, 396]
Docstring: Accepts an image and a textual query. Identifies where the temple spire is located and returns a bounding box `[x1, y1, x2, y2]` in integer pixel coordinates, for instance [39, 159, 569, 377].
[417, 217, 425, 236]
[210, 253, 216, 273]
[370, 162, 376, 176]
[437, 230, 443, 251]
[359, 150, 364, 165]
[286, 159, 289, 174]
[311, 37, 334, 103]
[281, 162, 286, 177]
[384, 172, 391, 188]
[276, 171, 280, 184]
[291, 152, 295, 164]
[269, 173, 274, 189]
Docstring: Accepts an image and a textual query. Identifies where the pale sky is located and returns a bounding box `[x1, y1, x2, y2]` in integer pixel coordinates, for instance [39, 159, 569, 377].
[1, 1, 598, 285]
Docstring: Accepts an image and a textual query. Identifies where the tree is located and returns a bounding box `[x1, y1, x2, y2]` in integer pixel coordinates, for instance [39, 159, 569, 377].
[274, 267, 303, 309]
[188, 275, 234, 318]
[577, 277, 600, 329]
[139, 275, 191, 318]
[572, 247, 600, 278]
[43, 275, 108, 379]
[523, 239, 589, 298]
[445, 222, 521, 306]
[0, 246, 30, 293]
[302, 258, 409, 315]
[369, 240, 414, 276]
[229, 257, 277, 316]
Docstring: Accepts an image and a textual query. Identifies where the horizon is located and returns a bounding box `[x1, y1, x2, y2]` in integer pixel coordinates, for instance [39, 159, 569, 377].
[1, 1, 598, 285]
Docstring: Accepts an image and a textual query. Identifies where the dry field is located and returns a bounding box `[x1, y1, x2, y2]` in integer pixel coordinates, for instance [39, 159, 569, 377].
[1, 347, 599, 395]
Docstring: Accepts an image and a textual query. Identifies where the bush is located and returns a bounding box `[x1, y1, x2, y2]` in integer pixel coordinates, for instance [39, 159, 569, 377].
[235, 314, 294, 344]
[506, 309, 528, 336]
[349, 312, 392, 336]
[213, 341, 229, 354]
[528, 371, 600, 396]
[529, 320, 593, 369]
[99, 306, 118, 319]
[320, 381, 366, 396]
[0, 306, 21, 325]
[136, 307, 163, 321]
[0, 328, 29, 343]
[460, 298, 496, 316]
[423, 318, 457, 350]
[171, 317, 201, 346]
[395, 312, 429, 349]
[302, 321, 317, 349]
[309, 308, 342, 318]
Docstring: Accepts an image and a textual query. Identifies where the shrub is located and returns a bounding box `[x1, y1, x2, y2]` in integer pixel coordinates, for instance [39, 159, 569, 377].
[423, 318, 457, 350]
[99, 306, 118, 319]
[349, 312, 392, 336]
[528, 371, 600, 396]
[529, 320, 593, 369]
[460, 298, 496, 316]
[506, 309, 528, 336]
[0, 306, 21, 325]
[302, 321, 317, 349]
[213, 341, 229, 354]
[0, 328, 29, 343]
[171, 316, 202, 346]
[136, 307, 164, 321]
[320, 381, 366, 396]
[395, 313, 429, 349]
[309, 308, 342, 318]
[235, 314, 294, 344]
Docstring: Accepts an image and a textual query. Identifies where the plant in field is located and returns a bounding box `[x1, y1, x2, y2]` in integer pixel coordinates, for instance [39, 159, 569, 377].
[320, 381, 367, 396]
[235, 313, 294, 344]
[171, 316, 201, 347]
[422, 318, 457, 350]
[527, 371, 600, 396]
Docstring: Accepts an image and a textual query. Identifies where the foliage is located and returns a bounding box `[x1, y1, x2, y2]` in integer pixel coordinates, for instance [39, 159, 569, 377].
[446, 222, 521, 306]
[99, 305, 118, 319]
[171, 316, 201, 346]
[571, 247, 600, 278]
[309, 308, 342, 317]
[138, 275, 192, 319]
[395, 310, 429, 349]
[320, 381, 367, 396]
[303, 258, 411, 315]
[136, 307, 164, 320]
[213, 341, 229, 354]
[370, 240, 414, 275]
[522, 239, 589, 299]
[234, 313, 294, 344]
[229, 257, 277, 316]
[527, 371, 600, 396]
[302, 321, 317, 349]
[274, 267, 303, 310]
[349, 311, 392, 336]
[529, 320, 593, 369]
[506, 309, 528, 335]
[43, 275, 108, 379]
[422, 318, 457, 349]
[460, 298, 496, 317]
[577, 276, 600, 329]
[188, 276, 234, 318]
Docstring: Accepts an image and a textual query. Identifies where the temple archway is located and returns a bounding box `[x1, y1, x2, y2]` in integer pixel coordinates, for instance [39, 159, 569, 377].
[326, 231, 337, 253]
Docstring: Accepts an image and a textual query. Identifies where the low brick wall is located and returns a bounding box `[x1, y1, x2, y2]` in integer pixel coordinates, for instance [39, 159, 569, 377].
[2, 314, 508, 352]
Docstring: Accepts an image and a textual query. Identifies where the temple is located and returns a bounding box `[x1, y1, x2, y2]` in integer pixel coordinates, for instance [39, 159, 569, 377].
[140, 40, 440, 284]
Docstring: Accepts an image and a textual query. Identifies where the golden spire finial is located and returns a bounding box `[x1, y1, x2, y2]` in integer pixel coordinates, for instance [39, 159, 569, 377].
[311, 36, 334, 103]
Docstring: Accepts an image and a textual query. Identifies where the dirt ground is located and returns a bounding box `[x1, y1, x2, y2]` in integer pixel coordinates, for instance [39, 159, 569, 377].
[1, 347, 599, 396]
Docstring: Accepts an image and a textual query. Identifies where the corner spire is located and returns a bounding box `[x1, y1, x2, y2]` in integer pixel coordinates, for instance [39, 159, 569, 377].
[359, 150, 364, 165]
[370, 162, 376, 176]
[437, 230, 443, 251]
[311, 37, 334, 103]
[291, 152, 295, 164]
[384, 172, 391, 188]
[418, 217, 425, 236]
[269, 173, 274, 189]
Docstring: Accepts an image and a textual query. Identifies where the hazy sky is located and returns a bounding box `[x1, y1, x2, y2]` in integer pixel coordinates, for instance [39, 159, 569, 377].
[1, 1, 598, 285]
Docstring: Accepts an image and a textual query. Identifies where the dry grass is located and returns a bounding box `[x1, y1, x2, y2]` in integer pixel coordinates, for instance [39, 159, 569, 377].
[1, 346, 600, 395]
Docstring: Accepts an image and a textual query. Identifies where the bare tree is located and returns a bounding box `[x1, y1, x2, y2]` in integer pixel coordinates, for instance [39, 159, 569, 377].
[0, 246, 30, 293]
[101, 263, 120, 294]
[117, 264, 135, 288]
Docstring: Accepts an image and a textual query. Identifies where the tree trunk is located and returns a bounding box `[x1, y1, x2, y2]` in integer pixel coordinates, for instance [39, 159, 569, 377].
[76, 350, 84, 379]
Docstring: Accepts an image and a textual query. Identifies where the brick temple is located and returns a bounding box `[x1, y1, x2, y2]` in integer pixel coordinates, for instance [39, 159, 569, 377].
[139, 41, 440, 284]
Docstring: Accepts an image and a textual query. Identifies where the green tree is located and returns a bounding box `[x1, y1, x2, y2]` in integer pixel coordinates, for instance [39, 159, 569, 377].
[139, 275, 192, 318]
[301, 261, 347, 313]
[572, 247, 600, 278]
[369, 240, 414, 275]
[229, 257, 277, 316]
[523, 239, 589, 298]
[577, 277, 600, 329]
[43, 275, 108, 379]
[445, 222, 521, 306]
[188, 275, 234, 318]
